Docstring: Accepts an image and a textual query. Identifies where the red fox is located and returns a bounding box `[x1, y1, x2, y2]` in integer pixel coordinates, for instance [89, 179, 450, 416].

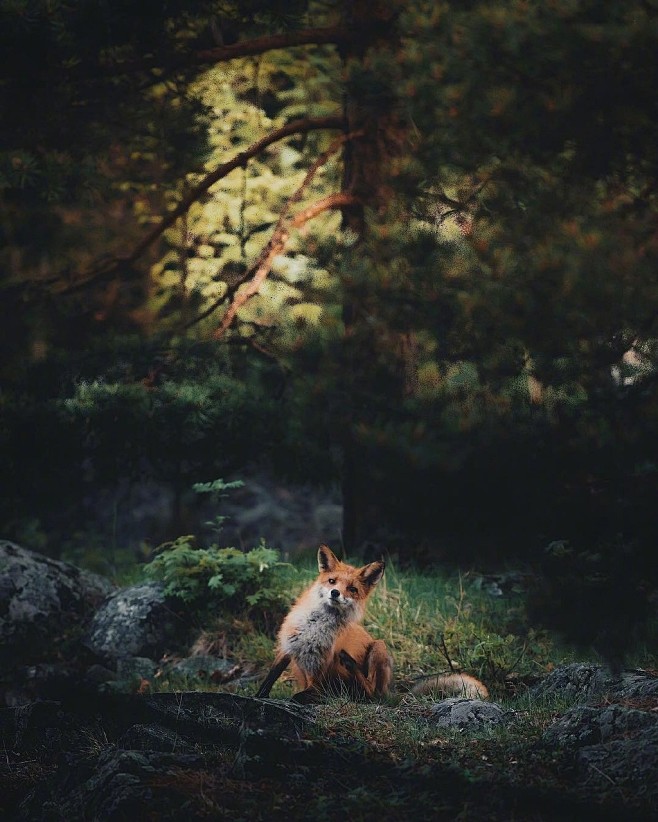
[256, 545, 393, 702]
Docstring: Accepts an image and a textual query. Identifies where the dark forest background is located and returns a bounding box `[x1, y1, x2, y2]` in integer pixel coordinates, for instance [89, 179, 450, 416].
[2, 0, 657, 663]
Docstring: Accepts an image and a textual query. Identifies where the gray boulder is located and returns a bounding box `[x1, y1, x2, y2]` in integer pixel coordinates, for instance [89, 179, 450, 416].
[84, 582, 186, 661]
[427, 698, 508, 730]
[544, 703, 657, 748]
[0, 540, 113, 666]
[544, 704, 658, 805]
[530, 662, 658, 703]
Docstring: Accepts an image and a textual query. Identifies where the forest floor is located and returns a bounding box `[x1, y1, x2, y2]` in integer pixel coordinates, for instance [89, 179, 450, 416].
[2, 554, 657, 820]
[3, 685, 656, 821]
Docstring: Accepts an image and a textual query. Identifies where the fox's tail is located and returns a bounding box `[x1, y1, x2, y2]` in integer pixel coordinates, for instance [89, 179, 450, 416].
[411, 672, 489, 700]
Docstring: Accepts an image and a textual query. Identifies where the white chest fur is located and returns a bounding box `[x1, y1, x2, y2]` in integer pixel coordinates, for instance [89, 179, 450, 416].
[280, 585, 356, 675]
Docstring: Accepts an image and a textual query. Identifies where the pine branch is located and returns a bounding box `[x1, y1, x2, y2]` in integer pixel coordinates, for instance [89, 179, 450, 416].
[114, 25, 380, 75]
[201, 133, 362, 339]
[56, 115, 345, 296]
[193, 27, 352, 66]
[214, 191, 356, 339]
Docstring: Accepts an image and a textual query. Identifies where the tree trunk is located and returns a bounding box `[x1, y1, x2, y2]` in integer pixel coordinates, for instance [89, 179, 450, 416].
[337, 1, 404, 553]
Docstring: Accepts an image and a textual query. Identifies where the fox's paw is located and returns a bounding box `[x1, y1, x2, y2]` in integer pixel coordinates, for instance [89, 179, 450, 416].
[291, 687, 323, 705]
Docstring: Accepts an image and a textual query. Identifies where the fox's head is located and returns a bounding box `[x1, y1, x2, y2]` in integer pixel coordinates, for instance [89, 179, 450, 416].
[315, 544, 385, 618]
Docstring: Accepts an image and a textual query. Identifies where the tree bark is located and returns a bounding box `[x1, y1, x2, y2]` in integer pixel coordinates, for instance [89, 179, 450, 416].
[337, 1, 405, 553]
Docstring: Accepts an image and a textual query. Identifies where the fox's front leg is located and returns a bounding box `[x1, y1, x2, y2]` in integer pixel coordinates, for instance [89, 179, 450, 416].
[364, 640, 393, 697]
[339, 642, 392, 698]
[338, 649, 361, 677]
[337, 649, 374, 697]
[255, 651, 291, 698]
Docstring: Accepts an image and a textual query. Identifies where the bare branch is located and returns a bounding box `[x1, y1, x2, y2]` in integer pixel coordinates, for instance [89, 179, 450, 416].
[193, 27, 352, 66]
[208, 132, 361, 338]
[288, 193, 355, 229]
[113, 26, 369, 75]
[214, 192, 356, 339]
[57, 115, 345, 295]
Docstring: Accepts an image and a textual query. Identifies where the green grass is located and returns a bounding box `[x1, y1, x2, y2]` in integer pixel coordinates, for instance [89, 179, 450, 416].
[61, 552, 657, 816]
[210, 557, 587, 702]
[142, 550, 656, 716]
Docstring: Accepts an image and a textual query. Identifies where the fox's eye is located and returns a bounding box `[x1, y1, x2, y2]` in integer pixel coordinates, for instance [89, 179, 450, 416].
[328, 578, 336, 585]
[347, 585, 358, 594]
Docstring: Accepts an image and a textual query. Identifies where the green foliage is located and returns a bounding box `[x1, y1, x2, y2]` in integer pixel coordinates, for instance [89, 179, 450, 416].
[141, 474, 289, 613]
[144, 535, 287, 615]
[191, 477, 245, 497]
[373, 566, 565, 693]
[57, 349, 281, 487]
[191, 477, 245, 538]
[2, 0, 658, 646]
[150, 44, 343, 340]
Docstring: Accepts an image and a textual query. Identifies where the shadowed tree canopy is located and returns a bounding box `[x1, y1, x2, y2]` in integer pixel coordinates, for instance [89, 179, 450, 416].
[1, 1, 658, 661]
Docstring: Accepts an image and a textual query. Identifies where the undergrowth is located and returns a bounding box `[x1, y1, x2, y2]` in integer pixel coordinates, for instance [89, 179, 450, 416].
[199, 556, 583, 702]
[305, 690, 580, 773]
[141, 532, 656, 782]
[64, 541, 658, 815]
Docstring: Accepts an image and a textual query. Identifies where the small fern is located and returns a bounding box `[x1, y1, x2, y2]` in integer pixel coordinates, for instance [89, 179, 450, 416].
[144, 536, 287, 616]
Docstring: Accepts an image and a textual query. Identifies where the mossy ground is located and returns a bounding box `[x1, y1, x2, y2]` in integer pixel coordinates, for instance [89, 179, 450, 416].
[136, 558, 656, 819]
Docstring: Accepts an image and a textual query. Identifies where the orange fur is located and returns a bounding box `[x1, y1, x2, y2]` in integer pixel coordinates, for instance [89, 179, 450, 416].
[256, 545, 392, 702]
[411, 672, 489, 700]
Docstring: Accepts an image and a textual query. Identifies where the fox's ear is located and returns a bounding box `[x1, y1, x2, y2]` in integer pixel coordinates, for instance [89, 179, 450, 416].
[359, 560, 385, 589]
[318, 544, 339, 572]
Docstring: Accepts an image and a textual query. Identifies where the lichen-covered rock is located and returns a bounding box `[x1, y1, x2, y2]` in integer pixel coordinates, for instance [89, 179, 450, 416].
[544, 704, 658, 805]
[575, 726, 658, 804]
[141, 691, 312, 738]
[427, 698, 508, 729]
[608, 669, 658, 701]
[12, 694, 312, 821]
[84, 582, 184, 661]
[116, 656, 159, 681]
[529, 663, 609, 702]
[118, 722, 199, 753]
[530, 663, 658, 703]
[20, 748, 205, 821]
[0, 541, 114, 667]
[544, 704, 657, 748]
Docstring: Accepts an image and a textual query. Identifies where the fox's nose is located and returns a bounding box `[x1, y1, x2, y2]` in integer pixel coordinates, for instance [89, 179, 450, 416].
[330, 589, 340, 600]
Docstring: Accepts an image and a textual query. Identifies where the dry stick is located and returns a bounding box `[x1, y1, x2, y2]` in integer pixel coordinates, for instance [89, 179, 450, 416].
[212, 133, 361, 338]
[439, 634, 457, 673]
[57, 115, 344, 295]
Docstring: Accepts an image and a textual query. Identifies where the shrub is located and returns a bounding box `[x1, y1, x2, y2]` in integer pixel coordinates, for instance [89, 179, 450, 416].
[144, 536, 289, 619]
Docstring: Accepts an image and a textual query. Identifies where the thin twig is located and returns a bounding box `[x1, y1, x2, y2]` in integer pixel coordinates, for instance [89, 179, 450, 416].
[214, 190, 358, 338]
[439, 633, 457, 673]
[589, 763, 617, 787]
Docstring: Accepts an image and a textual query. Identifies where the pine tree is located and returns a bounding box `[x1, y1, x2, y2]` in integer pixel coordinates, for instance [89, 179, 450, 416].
[2, 0, 658, 595]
